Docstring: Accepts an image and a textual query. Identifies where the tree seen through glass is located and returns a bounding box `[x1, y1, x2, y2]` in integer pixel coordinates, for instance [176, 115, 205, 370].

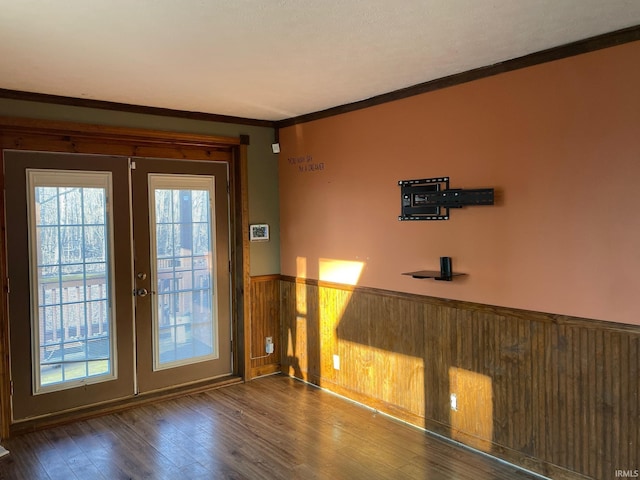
[34, 184, 111, 387]
[154, 188, 215, 366]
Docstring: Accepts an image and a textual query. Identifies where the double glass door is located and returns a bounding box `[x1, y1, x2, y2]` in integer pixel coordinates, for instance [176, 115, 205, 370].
[4, 151, 231, 421]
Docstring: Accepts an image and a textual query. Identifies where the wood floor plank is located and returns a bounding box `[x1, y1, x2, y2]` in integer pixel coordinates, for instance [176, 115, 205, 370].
[0, 375, 545, 480]
[0, 434, 51, 480]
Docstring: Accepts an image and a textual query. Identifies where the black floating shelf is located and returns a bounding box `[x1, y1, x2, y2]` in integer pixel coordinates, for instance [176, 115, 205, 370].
[402, 270, 466, 281]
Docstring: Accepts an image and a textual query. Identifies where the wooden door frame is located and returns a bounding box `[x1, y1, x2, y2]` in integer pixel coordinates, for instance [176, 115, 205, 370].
[0, 116, 252, 438]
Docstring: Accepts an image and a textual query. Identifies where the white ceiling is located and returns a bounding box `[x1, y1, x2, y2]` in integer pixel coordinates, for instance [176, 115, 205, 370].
[1, 1, 639, 122]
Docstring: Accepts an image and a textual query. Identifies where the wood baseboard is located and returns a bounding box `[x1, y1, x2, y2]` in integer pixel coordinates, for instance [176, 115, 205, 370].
[250, 363, 281, 378]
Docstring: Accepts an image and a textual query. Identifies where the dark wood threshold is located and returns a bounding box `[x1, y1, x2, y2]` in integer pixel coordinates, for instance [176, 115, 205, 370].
[10, 375, 243, 437]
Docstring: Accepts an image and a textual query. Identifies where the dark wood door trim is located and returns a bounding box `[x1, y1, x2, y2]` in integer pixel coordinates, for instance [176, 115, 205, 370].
[232, 144, 252, 381]
[0, 116, 251, 438]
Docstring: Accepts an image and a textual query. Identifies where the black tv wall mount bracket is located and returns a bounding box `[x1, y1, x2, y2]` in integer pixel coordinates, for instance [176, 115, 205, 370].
[398, 177, 494, 221]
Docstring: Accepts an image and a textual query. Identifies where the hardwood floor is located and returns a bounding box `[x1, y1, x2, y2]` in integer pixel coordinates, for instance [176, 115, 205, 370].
[0, 375, 544, 480]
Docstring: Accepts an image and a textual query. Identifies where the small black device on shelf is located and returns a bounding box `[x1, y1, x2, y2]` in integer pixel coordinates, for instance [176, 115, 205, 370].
[398, 176, 494, 221]
[402, 257, 464, 281]
[440, 256, 452, 278]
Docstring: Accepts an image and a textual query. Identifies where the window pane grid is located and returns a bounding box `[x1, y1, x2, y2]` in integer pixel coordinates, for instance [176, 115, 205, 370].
[153, 183, 215, 368]
[30, 175, 114, 390]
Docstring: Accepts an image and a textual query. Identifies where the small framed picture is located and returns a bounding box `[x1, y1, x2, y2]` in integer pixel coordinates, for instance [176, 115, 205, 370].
[249, 224, 269, 242]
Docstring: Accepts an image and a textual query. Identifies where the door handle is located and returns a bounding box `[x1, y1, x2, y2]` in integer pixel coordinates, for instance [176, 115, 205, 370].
[134, 288, 149, 297]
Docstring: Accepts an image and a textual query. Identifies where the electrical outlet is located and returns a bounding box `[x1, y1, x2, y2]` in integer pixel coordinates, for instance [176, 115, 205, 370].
[333, 354, 340, 370]
[450, 393, 458, 411]
[265, 336, 274, 354]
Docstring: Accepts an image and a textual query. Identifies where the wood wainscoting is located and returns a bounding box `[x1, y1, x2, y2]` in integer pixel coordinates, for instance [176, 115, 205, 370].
[279, 276, 639, 480]
[249, 275, 281, 378]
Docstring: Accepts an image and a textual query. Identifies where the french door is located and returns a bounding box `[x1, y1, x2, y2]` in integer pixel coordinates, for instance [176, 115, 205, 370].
[131, 157, 231, 393]
[4, 151, 232, 421]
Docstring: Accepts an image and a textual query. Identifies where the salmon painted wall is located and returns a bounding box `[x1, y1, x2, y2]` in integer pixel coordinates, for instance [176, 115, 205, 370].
[278, 41, 640, 325]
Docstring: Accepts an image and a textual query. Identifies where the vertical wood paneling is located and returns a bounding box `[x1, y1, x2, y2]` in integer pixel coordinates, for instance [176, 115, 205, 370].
[529, 321, 539, 459]
[630, 336, 639, 472]
[594, 330, 605, 480]
[280, 277, 640, 480]
[337, 289, 373, 396]
[558, 324, 567, 468]
[587, 328, 598, 476]
[367, 295, 424, 414]
[249, 276, 281, 376]
[280, 280, 319, 380]
[577, 328, 588, 474]
[604, 331, 615, 475]
[520, 318, 531, 455]
[619, 334, 629, 471]
[567, 326, 578, 472]
[318, 285, 339, 383]
[424, 304, 457, 427]
[550, 321, 561, 468]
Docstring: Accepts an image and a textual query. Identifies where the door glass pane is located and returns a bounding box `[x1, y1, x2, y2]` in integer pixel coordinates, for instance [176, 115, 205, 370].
[27, 170, 115, 393]
[149, 175, 218, 369]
